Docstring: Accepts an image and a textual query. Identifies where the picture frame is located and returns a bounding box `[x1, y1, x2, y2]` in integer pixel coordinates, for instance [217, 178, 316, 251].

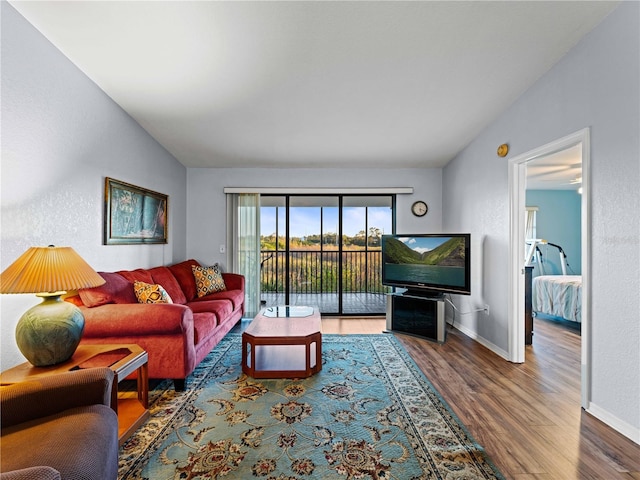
[104, 177, 168, 245]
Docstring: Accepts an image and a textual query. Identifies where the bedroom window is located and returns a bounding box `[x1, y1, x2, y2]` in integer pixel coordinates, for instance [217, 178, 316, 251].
[525, 206, 538, 240]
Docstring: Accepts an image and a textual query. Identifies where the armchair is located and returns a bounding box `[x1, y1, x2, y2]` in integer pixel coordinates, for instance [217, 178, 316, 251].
[1, 367, 119, 480]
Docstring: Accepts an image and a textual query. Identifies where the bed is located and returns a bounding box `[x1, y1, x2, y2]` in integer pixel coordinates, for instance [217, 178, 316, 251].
[532, 275, 582, 323]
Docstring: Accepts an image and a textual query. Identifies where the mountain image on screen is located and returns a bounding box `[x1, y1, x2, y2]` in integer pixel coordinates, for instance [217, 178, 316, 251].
[383, 237, 465, 267]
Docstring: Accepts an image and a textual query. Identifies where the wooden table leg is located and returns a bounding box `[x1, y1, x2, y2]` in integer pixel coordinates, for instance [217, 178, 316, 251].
[138, 362, 148, 408]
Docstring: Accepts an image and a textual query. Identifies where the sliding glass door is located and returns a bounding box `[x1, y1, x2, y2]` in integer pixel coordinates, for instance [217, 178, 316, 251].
[341, 196, 392, 314]
[260, 194, 393, 315]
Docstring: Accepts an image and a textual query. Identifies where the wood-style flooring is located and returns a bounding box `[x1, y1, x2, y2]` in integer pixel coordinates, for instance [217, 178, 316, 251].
[321, 316, 640, 479]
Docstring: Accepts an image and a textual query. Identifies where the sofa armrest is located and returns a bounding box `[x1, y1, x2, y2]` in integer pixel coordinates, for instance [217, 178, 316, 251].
[0, 368, 114, 429]
[222, 273, 244, 292]
[0, 466, 61, 480]
[81, 303, 194, 337]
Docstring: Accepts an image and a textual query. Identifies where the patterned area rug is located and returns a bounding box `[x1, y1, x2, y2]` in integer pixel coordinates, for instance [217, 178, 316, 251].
[119, 334, 504, 479]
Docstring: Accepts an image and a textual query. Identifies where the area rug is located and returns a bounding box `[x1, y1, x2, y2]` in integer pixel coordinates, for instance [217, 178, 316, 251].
[119, 334, 504, 479]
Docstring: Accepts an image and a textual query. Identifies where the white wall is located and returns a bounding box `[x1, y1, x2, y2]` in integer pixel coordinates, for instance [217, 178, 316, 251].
[186, 167, 442, 269]
[443, 2, 639, 441]
[1, 3, 188, 369]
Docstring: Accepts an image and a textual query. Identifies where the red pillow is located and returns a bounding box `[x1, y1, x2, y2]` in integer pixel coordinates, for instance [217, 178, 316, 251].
[116, 268, 154, 284]
[168, 259, 200, 302]
[78, 272, 136, 307]
[148, 266, 187, 305]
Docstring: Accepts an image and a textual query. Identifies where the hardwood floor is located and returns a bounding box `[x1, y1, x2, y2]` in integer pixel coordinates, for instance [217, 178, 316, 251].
[320, 316, 640, 479]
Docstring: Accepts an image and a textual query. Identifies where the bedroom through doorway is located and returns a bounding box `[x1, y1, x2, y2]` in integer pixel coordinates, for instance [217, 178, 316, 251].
[525, 144, 583, 331]
[508, 128, 590, 409]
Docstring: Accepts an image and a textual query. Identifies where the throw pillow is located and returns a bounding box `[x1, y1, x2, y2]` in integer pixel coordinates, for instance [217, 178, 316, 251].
[78, 272, 137, 307]
[133, 281, 173, 304]
[192, 264, 227, 297]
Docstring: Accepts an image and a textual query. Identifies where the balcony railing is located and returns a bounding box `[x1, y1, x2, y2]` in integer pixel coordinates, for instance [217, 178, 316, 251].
[260, 249, 385, 294]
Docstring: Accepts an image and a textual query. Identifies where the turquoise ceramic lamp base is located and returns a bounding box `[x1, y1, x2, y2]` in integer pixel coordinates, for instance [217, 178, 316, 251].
[15, 293, 85, 367]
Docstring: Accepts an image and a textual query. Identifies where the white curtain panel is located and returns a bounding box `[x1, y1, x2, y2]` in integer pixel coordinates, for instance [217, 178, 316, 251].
[227, 193, 261, 317]
[525, 207, 538, 240]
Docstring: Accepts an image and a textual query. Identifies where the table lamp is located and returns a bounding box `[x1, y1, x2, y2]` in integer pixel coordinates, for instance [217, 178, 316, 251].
[0, 245, 105, 366]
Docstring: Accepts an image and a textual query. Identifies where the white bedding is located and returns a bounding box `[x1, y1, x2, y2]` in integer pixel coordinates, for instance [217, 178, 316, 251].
[532, 275, 582, 323]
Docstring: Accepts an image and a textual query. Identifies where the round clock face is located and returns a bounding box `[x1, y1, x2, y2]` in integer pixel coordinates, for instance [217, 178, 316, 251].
[411, 201, 428, 217]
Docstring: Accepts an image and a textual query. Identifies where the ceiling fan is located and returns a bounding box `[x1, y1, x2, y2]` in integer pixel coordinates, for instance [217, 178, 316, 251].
[563, 175, 582, 185]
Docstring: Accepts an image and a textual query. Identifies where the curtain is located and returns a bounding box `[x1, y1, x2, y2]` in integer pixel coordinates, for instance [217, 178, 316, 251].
[525, 207, 538, 240]
[524, 206, 539, 266]
[227, 193, 261, 317]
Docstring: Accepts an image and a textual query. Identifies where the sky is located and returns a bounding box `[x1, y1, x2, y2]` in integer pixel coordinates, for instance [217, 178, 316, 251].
[398, 236, 452, 254]
[260, 206, 392, 238]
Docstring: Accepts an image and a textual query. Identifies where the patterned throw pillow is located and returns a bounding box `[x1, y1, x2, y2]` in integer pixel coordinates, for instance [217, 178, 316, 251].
[192, 264, 227, 297]
[133, 281, 173, 304]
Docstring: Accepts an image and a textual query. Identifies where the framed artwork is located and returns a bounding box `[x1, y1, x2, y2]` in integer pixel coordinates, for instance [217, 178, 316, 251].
[104, 177, 168, 245]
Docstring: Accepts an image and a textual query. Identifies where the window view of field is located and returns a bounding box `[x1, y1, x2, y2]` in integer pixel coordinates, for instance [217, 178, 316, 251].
[260, 228, 387, 294]
[260, 196, 392, 314]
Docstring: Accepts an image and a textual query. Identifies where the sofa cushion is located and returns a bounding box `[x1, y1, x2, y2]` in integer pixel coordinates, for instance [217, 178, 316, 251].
[190, 288, 245, 311]
[192, 264, 226, 297]
[78, 272, 136, 307]
[188, 299, 233, 319]
[133, 281, 173, 304]
[220, 273, 244, 292]
[191, 312, 218, 345]
[168, 259, 201, 302]
[116, 268, 154, 284]
[147, 266, 187, 305]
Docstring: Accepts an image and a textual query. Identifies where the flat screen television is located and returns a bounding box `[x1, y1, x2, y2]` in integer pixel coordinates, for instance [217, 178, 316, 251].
[382, 233, 471, 296]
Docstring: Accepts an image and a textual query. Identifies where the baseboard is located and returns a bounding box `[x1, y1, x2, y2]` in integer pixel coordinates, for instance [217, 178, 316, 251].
[586, 402, 640, 445]
[447, 319, 510, 361]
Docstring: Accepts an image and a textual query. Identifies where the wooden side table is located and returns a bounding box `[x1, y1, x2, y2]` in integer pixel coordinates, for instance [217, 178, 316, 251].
[1, 344, 149, 446]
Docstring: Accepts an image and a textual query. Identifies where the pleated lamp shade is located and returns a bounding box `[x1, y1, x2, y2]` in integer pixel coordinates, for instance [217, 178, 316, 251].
[0, 245, 105, 366]
[0, 245, 105, 294]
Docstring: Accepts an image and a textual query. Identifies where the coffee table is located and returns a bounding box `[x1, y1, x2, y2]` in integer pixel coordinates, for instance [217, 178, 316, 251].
[242, 306, 322, 379]
[1, 344, 149, 446]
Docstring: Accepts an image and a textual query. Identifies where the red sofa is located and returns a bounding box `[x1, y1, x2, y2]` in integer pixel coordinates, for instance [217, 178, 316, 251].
[69, 259, 244, 390]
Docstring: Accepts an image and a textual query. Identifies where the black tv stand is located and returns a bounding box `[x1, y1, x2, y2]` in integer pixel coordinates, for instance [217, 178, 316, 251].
[386, 291, 446, 343]
[403, 290, 445, 301]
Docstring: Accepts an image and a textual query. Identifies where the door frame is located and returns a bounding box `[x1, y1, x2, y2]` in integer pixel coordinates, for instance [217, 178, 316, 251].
[508, 127, 590, 409]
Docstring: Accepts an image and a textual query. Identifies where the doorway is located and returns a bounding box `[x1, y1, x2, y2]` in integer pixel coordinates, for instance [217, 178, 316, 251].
[260, 194, 393, 315]
[508, 128, 590, 409]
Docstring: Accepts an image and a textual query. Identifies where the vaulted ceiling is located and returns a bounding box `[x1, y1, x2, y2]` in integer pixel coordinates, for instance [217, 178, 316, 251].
[10, 1, 618, 172]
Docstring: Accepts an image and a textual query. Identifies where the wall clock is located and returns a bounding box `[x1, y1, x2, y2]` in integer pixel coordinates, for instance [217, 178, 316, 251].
[411, 201, 428, 217]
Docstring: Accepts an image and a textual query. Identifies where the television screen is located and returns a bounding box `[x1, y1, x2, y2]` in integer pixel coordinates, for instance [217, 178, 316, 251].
[382, 233, 471, 296]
